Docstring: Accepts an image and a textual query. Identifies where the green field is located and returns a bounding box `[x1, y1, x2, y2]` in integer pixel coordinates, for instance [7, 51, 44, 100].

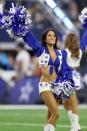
[0, 106, 87, 131]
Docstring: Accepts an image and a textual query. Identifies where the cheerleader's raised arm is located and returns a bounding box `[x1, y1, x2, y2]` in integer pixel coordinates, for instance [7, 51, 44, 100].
[23, 30, 44, 57]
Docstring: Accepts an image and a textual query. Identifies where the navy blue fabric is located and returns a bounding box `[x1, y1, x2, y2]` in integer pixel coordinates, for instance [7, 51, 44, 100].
[80, 29, 87, 51]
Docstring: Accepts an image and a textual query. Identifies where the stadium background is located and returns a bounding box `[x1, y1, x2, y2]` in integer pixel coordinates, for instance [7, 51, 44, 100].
[0, 0, 87, 131]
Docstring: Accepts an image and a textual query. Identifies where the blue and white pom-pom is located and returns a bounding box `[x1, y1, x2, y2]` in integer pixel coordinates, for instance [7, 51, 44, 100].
[79, 7, 87, 28]
[5, 3, 32, 37]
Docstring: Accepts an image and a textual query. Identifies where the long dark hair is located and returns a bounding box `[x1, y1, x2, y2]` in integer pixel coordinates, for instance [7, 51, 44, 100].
[65, 33, 80, 59]
[41, 28, 58, 49]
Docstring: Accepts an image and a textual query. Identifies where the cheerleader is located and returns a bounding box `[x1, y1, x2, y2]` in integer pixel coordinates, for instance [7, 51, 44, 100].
[62, 9, 87, 131]
[60, 33, 82, 131]
[24, 28, 63, 131]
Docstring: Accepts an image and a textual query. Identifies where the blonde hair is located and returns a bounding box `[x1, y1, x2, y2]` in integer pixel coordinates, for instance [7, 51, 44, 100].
[65, 33, 80, 59]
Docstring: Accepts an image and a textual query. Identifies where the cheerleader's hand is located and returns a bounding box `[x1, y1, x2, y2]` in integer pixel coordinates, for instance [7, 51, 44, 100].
[79, 7, 87, 28]
[4, 3, 32, 38]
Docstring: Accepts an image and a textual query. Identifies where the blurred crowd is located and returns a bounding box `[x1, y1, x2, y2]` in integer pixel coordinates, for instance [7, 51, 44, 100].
[0, 42, 42, 78]
[55, 0, 87, 33]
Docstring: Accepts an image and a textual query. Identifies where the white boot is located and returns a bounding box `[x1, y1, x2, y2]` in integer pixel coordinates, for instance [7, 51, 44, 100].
[68, 110, 73, 126]
[70, 113, 81, 131]
[44, 124, 55, 131]
[67, 111, 81, 131]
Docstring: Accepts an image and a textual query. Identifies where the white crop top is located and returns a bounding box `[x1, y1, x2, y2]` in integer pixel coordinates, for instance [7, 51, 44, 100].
[65, 48, 82, 68]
